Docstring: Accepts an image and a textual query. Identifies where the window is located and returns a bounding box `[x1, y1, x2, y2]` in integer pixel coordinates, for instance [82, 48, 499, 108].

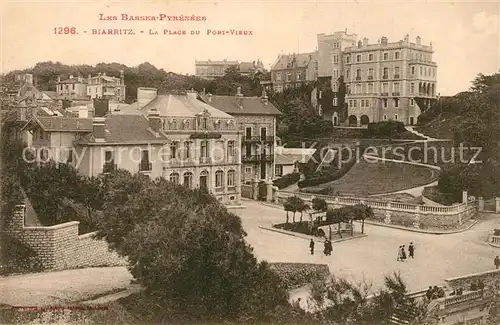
[215, 170, 224, 187]
[383, 83, 389, 93]
[227, 140, 234, 157]
[394, 114, 398, 120]
[39, 130, 44, 139]
[286, 72, 291, 82]
[356, 69, 361, 79]
[394, 67, 400, 77]
[355, 84, 361, 94]
[383, 52, 388, 60]
[353, 100, 357, 108]
[67, 150, 73, 163]
[411, 83, 415, 94]
[227, 170, 235, 186]
[333, 97, 338, 106]
[383, 114, 387, 120]
[245, 166, 252, 173]
[369, 53, 374, 61]
[356, 54, 361, 62]
[276, 72, 281, 81]
[200, 141, 208, 158]
[334, 42, 339, 48]
[411, 67, 415, 75]
[140, 150, 151, 171]
[394, 83, 400, 93]
[296, 72, 301, 80]
[383, 67, 388, 78]
[360, 100, 365, 108]
[420, 66, 423, 74]
[368, 68, 374, 78]
[170, 142, 178, 159]
[183, 172, 193, 188]
[395, 51, 400, 59]
[333, 70, 339, 78]
[368, 83, 374, 94]
[349, 100, 353, 107]
[383, 99, 388, 108]
[394, 98, 399, 108]
[410, 99, 414, 106]
[72, 84, 75, 90]
[184, 141, 191, 159]
[275, 165, 283, 177]
[169, 172, 180, 184]
[346, 56, 350, 63]
[345, 69, 350, 79]
[334, 55, 339, 64]
[432, 68, 436, 77]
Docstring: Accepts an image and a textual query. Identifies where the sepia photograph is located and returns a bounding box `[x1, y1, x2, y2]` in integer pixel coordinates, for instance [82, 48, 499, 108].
[0, 0, 499, 324]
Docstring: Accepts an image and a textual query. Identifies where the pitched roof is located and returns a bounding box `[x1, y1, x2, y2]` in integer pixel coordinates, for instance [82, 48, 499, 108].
[42, 91, 58, 100]
[76, 115, 168, 145]
[198, 94, 282, 116]
[23, 115, 93, 132]
[141, 94, 234, 119]
[271, 52, 317, 70]
[239, 62, 257, 73]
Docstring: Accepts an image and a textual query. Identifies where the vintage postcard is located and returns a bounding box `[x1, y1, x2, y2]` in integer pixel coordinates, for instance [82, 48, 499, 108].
[1, 0, 499, 324]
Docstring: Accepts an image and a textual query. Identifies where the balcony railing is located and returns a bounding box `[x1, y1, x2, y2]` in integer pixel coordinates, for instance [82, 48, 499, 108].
[367, 75, 374, 80]
[139, 161, 152, 172]
[242, 136, 274, 143]
[381, 92, 389, 96]
[355, 76, 361, 80]
[382, 75, 388, 79]
[392, 92, 400, 96]
[394, 74, 400, 79]
[241, 154, 274, 163]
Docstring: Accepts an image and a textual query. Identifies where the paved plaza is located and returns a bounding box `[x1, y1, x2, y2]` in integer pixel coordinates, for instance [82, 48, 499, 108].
[233, 200, 500, 293]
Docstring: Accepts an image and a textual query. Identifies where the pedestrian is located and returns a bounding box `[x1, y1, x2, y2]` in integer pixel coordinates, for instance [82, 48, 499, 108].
[324, 240, 329, 256]
[401, 245, 407, 261]
[425, 286, 433, 299]
[397, 246, 402, 261]
[408, 242, 415, 258]
[495, 256, 500, 269]
[309, 239, 315, 255]
[327, 240, 333, 256]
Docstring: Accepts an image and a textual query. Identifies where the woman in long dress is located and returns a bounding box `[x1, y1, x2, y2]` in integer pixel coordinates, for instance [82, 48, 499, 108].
[401, 245, 407, 261]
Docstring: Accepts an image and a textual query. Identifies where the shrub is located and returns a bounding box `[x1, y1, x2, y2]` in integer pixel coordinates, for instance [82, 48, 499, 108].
[298, 157, 356, 188]
[0, 234, 43, 275]
[366, 121, 406, 138]
[274, 221, 313, 235]
[268, 262, 331, 290]
[273, 172, 300, 189]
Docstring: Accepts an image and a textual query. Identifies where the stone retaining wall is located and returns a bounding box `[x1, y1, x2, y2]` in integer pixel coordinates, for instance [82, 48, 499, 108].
[2, 205, 127, 270]
[445, 269, 500, 291]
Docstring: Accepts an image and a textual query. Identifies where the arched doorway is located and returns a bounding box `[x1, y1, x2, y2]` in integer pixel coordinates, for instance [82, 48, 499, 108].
[332, 112, 338, 126]
[409, 117, 415, 125]
[360, 115, 369, 125]
[199, 170, 209, 190]
[348, 115, 357, 126]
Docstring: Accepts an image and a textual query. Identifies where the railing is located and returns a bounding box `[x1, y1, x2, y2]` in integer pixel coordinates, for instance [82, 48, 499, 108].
[439, 290, 484, 309]
[382, 75, 388, 80]
[214, 187, 224, 193]
[355, 76, 361, 80]
[392, 92, 400, 96]
[367, 75, 373, 80]
[139, 161, 152, 172]
[242, 155, 274, 163]
[242, 136, 274, 143]
[381, 92, 389, 96]
[394, 74, 400, 79]
[490, 235, 500, 245]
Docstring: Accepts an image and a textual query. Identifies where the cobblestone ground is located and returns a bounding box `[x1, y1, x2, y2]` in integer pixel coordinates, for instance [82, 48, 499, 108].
[233, 200, 500, 293]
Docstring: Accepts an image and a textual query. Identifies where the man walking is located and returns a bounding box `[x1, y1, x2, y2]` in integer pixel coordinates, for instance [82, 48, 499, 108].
[495, 256, 500, 269]
[309, 239, 315, 255]
[408, 242, 415, 259]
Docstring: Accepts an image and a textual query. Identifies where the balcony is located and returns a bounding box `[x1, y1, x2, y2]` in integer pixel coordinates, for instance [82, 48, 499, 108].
[214, 187, 224, 193]
[392, 92, 400, 96]
[394, 74, 400, 79]
[199, 156, 212, 165]
[381, 92, 389, 97]
[382, 75, 388, 80]
[241, 154, 274, 163]
[242, 136, 274, 143]
[355, 76, 361, 80]
[139, 161, 152, 172]
[367, 75, 374, 80]
[103, 162, 117, 174]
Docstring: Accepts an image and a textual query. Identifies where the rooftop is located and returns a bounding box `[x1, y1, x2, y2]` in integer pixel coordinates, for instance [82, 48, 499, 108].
[198, 94, 281, 116]
[271, 52, 317, 70]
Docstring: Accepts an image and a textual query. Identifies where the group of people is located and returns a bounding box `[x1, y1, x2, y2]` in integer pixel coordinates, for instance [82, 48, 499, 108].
[309, 238, 333, 256]
[426, 285, 445, 300]
[397, 242, 415, 262]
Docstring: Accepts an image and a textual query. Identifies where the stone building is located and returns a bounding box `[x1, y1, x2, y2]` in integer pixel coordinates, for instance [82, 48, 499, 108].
[344, 34, 437, 126]
[198, 87, 281, 183]
[56, 75, 88, 100]
[270, 52, 318, 92]
[86, 71, 126, 102]
[195, 59, 239, 79]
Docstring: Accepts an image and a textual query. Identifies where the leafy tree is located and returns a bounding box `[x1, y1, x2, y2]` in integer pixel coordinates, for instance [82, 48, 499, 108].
[297, 201, 310, 223]
[326, 208, 347, 238]
[312, 197, 328, 213]
[283, 196, 305, 223]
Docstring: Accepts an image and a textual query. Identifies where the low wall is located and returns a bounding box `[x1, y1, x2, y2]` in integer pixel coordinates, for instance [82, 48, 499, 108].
[3, 205, 127, 270]
[489, 235, 500, 247]
[445, 269, 500, 291]
[241, 184, 253, 199]
[277, 191, 477, 229]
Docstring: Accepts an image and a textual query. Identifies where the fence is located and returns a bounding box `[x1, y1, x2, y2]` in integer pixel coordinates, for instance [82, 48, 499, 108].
[2, 205, 127, 270]
[276, 190, 477, 229]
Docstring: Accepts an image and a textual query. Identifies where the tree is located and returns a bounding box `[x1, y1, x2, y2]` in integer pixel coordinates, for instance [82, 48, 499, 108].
[298, 201, 310, 223]
[326, 208, 347, 238]
[283, 196, 305, 223]
[351, 204, 373, 234]
[312, 197, 328, 213]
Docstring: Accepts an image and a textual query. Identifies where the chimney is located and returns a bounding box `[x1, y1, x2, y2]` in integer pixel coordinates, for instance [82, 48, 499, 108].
[357, 40, 362, 48]
[120, 70, 124, 85]
[236, 87, 243, 108]
[416, 36, 421, 45]
[148, 107, 162, 134]
[404, 34, 409, 42]
[62, 99, 72, 109]
[381, 36, 388, 45]
[363, 37, 368, 46]
[102, 72, 106, 76]
[261, 89, 268, 104]
[202, 88, 206, 95]
[93, 98, 109, 117]
[92, 116, 106, 142]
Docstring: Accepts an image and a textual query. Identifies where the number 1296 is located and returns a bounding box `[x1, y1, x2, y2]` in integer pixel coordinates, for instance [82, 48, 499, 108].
[54, 27, 77, 34]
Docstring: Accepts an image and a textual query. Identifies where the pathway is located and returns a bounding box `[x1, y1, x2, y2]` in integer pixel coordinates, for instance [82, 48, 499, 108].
[233, 200, 500, 293]
[405, 126, 437, 141]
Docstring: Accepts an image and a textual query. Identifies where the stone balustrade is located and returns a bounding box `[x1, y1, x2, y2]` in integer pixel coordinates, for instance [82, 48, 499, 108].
[490, 235, 500, 245]
[442, 290, 483, 308]
[276, 190, 476, 229]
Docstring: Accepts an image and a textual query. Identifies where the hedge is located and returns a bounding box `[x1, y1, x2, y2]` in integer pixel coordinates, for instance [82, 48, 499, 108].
[273, 173, 300, 189]
[269, 262, 331, 290]
[297, 157, 356, 188]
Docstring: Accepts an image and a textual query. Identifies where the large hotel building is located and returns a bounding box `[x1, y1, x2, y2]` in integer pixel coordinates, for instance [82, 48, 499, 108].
[343, 34, 437, 126]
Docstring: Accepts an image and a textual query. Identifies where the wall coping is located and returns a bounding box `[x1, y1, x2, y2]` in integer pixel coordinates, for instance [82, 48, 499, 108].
[78, 231, 98, 239]
[445, 269, 500, 282]
[24, 221, 80, 231]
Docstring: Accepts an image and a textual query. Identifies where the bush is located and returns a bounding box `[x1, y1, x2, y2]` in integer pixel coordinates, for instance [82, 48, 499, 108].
[274, 221, 313, 235]
[494, 229, 500, 236]
[366, 121, 406, 138]
[273, 172, 300, 189]
[0, 234, 43, 275]
[298, 157, 356, 188]
[268, 262, 331, 290]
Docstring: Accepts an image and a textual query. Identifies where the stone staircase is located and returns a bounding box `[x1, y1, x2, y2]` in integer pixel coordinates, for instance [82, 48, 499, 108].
[390, 304, 421, 325]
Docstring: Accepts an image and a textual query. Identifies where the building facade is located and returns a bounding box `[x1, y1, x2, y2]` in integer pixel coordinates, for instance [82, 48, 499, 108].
[198, 88, 281, 183]
[87, 71, 126, 102]
[195, 60, 239, 79]
[56, 75, 88, 100]
[270, 52, 318, 92]
[344, 35, 437, 126]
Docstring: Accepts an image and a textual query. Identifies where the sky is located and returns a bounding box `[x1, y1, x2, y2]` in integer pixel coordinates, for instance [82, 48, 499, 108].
[1, 0, 499, 96]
